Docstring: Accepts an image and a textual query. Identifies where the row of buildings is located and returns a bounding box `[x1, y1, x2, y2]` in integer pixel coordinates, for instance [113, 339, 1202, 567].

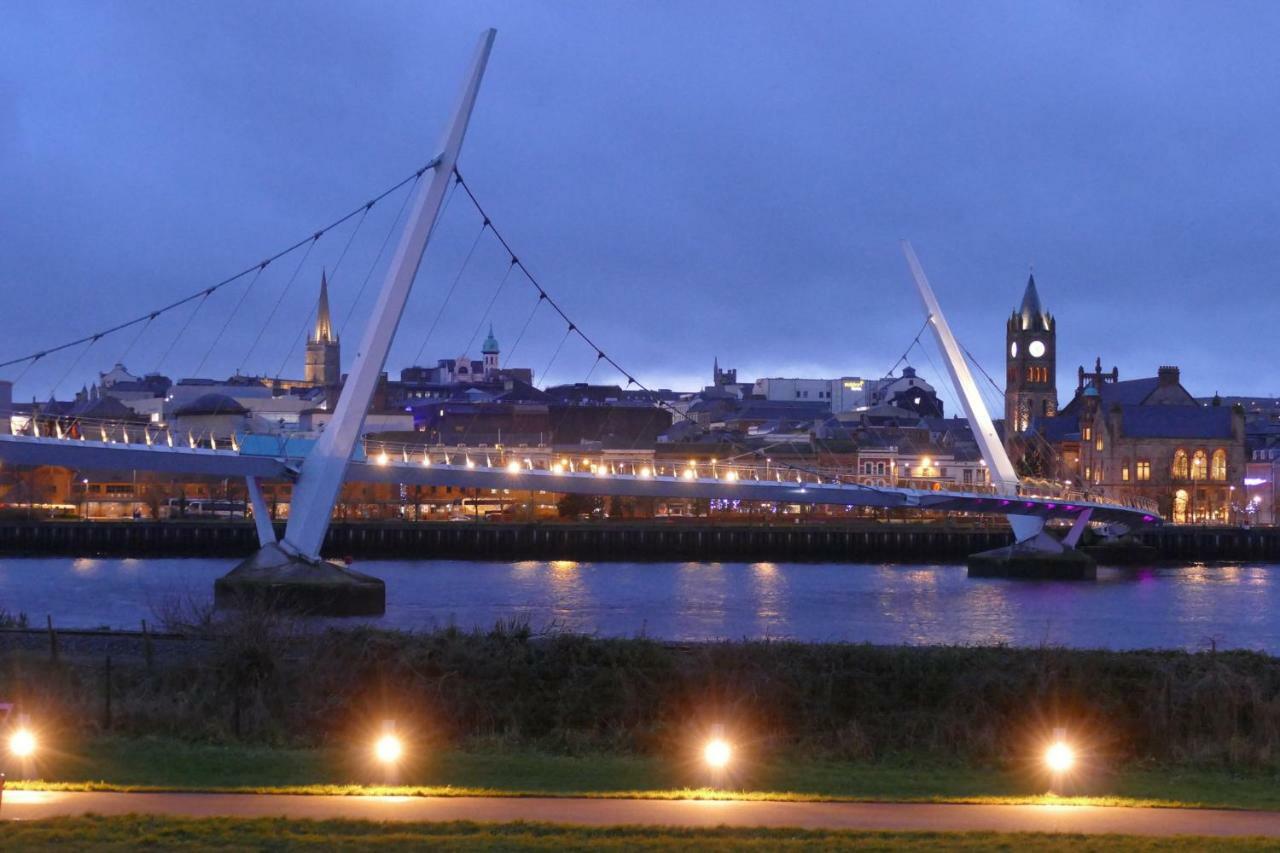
[1000, 275, 1268, 524]
[1, 271, 1275, 524]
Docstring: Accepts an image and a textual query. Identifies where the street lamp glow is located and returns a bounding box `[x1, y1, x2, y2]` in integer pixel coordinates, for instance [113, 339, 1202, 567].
[506, 460, 521, 474]
[683, 468, 696, 480]
[376, 451, 389, 466]
[9, 728, 36, 758]
[704, 737, 731, 769]
[374, 733, 403, 764]
[1045, 739, 1075, 773]
[639, 466, 652, 478]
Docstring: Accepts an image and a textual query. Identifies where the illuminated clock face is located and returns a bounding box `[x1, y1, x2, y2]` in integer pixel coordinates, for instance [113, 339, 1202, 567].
[1028, 340, 1046, 358]
[1010, 342, 1017, 358]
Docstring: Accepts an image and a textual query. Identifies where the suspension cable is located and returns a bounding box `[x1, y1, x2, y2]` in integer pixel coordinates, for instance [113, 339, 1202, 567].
[154, 292, 212, 378]
[0, 158, 439, 375]
[238, 237, 318, 375]
[461, 259, 516, 357]
[411, 214, 489, 367]
[339, 172, 427, 338]
[452, 169, 895, 493]
[188, 265, 267, 381]
[504, 290, 544, 363]
[274, 205, 372, 380]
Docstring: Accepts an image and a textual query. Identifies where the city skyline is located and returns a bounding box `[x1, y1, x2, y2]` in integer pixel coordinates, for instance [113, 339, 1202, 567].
[4, 3, 1280, 401]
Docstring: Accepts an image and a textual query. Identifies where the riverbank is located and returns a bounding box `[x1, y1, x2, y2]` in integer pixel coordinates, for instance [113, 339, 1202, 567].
[2, 519, 1278, 561]
[4, 619, 1279, 771]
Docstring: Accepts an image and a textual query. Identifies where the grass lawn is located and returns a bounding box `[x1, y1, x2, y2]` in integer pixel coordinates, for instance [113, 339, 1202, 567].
[3, 816, 1277, 852]
[8, 736, 1280, 812]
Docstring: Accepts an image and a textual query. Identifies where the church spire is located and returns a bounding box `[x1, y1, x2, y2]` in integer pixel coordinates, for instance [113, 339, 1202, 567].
[313, 270, 335, 344]
[1018, 271, 1047, 331]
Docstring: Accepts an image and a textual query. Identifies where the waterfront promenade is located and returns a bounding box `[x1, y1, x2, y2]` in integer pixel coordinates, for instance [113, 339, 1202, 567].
[5, 790, 1280, 837]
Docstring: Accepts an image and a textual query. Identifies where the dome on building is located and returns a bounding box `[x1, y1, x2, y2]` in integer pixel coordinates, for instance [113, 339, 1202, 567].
[173, 393, 249, 418]
[482, 325, 500, 354]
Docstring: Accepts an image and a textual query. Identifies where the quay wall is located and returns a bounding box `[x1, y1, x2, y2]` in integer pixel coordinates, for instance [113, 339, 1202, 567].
[0, 519, 1008, 561]
[0, 520, 1278, 562]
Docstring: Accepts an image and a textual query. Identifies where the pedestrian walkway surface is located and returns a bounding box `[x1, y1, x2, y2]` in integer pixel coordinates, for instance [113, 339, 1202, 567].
[4, 790, 1280, 837]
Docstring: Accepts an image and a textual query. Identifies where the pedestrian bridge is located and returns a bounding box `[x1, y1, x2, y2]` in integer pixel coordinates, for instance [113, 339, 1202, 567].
[0, 423, 1161, 527]
[0, 27, 1164, 584]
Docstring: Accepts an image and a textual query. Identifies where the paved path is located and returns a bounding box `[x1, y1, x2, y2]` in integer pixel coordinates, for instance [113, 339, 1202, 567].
[4, 790, 1280, 837]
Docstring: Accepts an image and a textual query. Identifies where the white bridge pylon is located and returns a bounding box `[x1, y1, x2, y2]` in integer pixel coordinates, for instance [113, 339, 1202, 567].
[900, 242, 1047, 544]
[280, 29, 496, 562]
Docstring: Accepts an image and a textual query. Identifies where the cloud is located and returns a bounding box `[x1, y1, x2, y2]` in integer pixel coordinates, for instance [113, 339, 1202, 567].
[1, 1, 1275, 400]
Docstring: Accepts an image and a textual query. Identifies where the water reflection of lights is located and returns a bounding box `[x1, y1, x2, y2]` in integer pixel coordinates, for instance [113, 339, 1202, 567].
[676, 562, 730, 635]
[750, 562, 784, 623]
[903, 569, 939, 588]
[7, 559, 1280, 650]
[546, 560, 588, 624]
[1184, 563, 1211, 584]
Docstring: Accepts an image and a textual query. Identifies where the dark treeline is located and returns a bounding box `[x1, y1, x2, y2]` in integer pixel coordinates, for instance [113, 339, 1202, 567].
[4, 615, 1279, 770]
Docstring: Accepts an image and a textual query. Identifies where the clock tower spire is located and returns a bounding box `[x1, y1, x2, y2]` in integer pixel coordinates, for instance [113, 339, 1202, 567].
[1005, 271, 1057, 434]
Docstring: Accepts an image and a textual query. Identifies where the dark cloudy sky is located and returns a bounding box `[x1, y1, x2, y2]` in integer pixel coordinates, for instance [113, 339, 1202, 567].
[2, 1, 1278, 410]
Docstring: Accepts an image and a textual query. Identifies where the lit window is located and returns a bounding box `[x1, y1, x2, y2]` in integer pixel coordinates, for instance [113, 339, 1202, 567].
[1122, 466, 1130, 482]
[1172, 449, 1189, 479]
[1082, 426, 1092, 441]
[1211, 449, 1227, 481]
[1191, 450, 1207, 481]
[1084, 465, 1091, 480]
[1095, 436, 1103, 452]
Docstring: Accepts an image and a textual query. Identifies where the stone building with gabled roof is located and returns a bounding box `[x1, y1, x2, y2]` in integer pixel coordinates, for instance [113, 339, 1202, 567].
[1074, 364, 1245, 523]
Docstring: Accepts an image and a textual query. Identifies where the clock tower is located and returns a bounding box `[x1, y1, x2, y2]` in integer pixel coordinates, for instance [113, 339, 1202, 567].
[1005, 272, 1057, 434]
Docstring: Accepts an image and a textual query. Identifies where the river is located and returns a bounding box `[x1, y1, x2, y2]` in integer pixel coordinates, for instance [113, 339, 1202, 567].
[0, 558, 1276, 652]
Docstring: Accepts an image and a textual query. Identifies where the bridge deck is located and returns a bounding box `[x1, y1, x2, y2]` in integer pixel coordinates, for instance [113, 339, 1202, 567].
[0, 434, 1161, 526]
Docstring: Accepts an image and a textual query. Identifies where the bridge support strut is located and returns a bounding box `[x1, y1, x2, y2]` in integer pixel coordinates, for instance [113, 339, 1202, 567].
[216, 29, 498, 615]
[901, 242, 1095, 579]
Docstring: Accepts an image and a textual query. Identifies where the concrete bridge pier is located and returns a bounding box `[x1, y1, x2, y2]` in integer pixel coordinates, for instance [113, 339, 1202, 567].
[214, 542, 386, 616]
[967, 509, 1097, 580]
[966, 532, 1097, 580]
[214, 476, 385, 615]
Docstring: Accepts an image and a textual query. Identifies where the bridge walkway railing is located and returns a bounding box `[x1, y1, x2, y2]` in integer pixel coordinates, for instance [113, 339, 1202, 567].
[5, 416, 1158, 516]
